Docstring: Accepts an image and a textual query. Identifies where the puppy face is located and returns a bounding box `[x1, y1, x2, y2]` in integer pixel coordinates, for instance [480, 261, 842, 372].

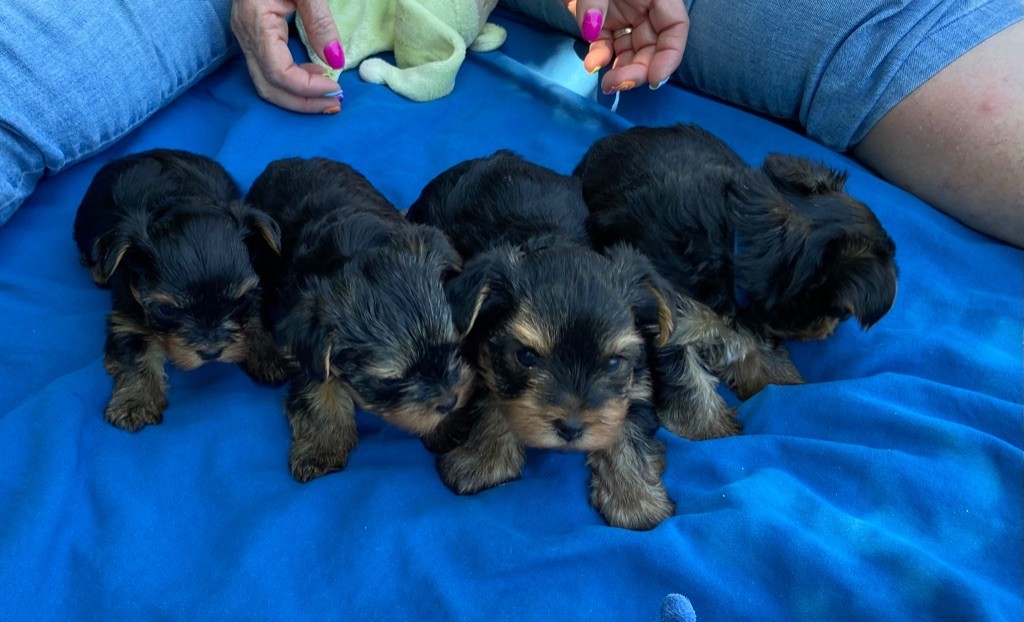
[448, 241, 674, 452]
[734, 155, 898, 339]
[280, 230, 472, 437]
[98, 202, 281, 369]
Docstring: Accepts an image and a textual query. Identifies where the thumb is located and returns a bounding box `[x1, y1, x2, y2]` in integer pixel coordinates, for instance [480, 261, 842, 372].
[572, 0, 610, 43]
[298, 0, 344, 69]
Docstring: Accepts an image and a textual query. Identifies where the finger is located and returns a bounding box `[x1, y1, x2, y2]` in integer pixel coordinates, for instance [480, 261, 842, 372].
[297, 0, 344, 68]
[584, 35, 614, 73]
[259, 29, 341, 97]
[570, 0, 610, 42]
[647, 0, 690, 84]
[246, 56, 341, 114]
[601, 49, 651, 93]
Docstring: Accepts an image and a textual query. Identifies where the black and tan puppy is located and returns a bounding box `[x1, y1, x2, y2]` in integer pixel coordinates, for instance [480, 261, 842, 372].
[577, 124, 897, 401]
[408, 150, 688, 530]
[246, 157, 473, 482]
[73, 149, 286, 432]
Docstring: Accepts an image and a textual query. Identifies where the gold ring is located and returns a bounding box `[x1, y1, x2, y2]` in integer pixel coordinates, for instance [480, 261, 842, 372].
[612, 27, 633, 39]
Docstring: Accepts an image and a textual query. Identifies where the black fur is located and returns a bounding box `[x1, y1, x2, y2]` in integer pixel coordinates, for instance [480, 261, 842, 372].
[409, 150, 676, 530]
[247, 157, 471, 481]
[577, 124, 898, 340]
[73, 149, 286, 431]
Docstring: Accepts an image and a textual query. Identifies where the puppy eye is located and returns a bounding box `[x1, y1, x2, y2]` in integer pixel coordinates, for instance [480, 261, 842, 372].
[606, 356, 627, 374]
[156, 303, 179, 318]
[515, 347, 539, 368]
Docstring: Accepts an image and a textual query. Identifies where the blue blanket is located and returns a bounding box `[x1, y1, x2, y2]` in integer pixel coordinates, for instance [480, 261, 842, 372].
[0, 16, 1020, 621]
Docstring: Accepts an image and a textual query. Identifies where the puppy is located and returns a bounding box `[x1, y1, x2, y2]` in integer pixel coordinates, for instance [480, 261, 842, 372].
[408, 150, 685, 530]
[246, 157, 473, 482]
[577, 124, 897, 403]
[73, 149, 287, 432]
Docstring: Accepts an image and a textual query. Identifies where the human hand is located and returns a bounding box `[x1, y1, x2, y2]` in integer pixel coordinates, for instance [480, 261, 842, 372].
[231, 0, 346, 113]
[566, 0, 689, 93]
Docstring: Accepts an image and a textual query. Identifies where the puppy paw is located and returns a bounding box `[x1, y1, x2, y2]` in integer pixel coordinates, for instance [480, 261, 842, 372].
[592, 479, 675, 530]
[661, 405, 742, 440]
[104, 396, 165, 432]
[242, 354, 289, 387]
[436, 445, 521, 495]
[289, 437, 352, 483]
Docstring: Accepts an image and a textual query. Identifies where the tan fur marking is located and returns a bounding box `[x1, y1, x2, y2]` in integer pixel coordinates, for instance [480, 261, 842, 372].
[104, 244, 130, 280]
[288, 377, 359, 482]
[506, 310, 552, 356]
[463, 283, 491, 337]
[648, 284, 675, 347]
[658, 345, 740, 439]
[103, 336, 168, 432]
[501, 392, 629, 452]
[231, 276, 260, 300]
[437, 394, 525, 495]
[604, 330, 644, 357]
[586, 421, 674, 530]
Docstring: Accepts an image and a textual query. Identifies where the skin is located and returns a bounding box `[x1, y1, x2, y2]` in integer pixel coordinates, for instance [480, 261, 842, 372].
[855, 21, 1024, 247]
[231, 0, 343, 113]
[567, 0, 689, 92]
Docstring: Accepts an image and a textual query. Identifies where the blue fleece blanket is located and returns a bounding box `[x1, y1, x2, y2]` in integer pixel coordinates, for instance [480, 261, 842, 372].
[0, 15, 1020, 622]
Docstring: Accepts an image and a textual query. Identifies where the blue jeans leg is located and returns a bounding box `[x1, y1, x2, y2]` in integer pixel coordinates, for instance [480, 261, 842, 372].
[0, 0, 237, 226]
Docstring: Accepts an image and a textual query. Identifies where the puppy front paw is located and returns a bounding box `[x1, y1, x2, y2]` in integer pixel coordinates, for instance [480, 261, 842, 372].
[591, 479, 675, 531]
[104, 394, 165, 432]
[725, 342, 804, 400]
[661, 405, 741, 440]
[242, 353, 289, 387]
[436, 444, 522, 495]
[289, 436, 355, 483]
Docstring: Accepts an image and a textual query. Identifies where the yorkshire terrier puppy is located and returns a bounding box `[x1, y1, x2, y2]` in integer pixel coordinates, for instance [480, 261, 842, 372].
[246, 157, 473, 482]
[577, 124, 897, 404]
[408, 150, 682, 530]
[73, 149, 287, 432]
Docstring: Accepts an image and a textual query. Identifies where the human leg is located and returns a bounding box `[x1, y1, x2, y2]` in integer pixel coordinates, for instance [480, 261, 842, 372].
[855, 22, 1024, 247]
[0, 0, 237, 226]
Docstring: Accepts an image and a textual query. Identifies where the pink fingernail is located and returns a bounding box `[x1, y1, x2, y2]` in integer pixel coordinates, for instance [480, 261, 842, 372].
[581, 10, 603, 42]
[324, 41, 345, 69]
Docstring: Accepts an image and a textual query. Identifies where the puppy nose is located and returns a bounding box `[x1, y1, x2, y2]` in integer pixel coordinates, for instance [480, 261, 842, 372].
[436, 396, 458, 415]
[554, 418, 586, 442]
[198, 347, 223, 361]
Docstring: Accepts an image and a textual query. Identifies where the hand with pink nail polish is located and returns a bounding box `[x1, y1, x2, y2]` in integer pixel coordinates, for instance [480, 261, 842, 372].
[231, 0, 345, 113]
[566, 0, 689, 93]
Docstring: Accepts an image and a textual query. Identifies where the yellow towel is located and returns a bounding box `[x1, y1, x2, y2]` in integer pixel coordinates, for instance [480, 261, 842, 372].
[297, 0, 506, 102]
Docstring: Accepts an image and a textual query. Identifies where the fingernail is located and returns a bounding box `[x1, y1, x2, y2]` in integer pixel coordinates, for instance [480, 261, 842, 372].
[610, 80, 635, 92]
[587, 64, 601, 75]
[323, 105, 341, 115]
[581, 10, 603, 42]
[324, 41, 345, 69]
[322, 89, 344, 97]
[650, 77, 670, 90]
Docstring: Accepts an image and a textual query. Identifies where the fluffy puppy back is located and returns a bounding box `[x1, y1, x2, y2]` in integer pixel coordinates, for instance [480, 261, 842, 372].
[407, 150, 589, 258]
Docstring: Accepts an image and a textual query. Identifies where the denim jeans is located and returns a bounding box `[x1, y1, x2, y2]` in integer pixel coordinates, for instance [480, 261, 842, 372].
[0, 0, 236, 226]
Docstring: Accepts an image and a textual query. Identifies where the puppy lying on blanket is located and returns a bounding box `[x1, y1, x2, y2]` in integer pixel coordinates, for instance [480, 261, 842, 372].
[577, 124, 897, 399]
[73, 149, 286, 432]
[408, 150, 703, 530]
[246, 157, 473, 482]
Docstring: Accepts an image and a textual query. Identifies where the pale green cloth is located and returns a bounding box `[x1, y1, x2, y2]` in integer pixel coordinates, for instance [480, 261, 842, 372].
[297, 0, 506, 102]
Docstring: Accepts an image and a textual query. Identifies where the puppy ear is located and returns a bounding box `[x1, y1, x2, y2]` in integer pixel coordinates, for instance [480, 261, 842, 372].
[277, 279, 336, 383]
[762, 153, 848, 195]
[445, 245, 519, 339]
[605, 244, 676, 347]
[402, 224, 464, 280]
[230, 202, 281, 277]
[824, 235, 898, 329]
[92, 209, 153, 283]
